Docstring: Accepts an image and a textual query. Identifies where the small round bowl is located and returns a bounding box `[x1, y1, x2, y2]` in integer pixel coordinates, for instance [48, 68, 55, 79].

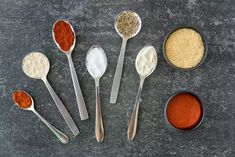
[164, 91, 205, 132]
[163, 26, 208, 71]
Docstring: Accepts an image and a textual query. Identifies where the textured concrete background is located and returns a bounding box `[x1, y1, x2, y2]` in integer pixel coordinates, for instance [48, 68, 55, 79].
[0, 0, 234, 157]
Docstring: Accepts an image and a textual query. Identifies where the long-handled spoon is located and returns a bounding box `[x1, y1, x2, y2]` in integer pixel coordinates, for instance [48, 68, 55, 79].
[127, 45, 157, 141]
[52, 19, 89, 120]
[22, 52, 79, 136]
[86, 45, 107, 142]
[110, 10, 141, 104]
[12, 90, 69, 144]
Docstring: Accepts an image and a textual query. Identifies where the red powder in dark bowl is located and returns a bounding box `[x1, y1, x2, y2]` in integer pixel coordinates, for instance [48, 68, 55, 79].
[166, 92, 203, 131]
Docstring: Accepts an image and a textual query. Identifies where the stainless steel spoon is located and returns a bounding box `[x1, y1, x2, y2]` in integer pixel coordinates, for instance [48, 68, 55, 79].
[22, 52, 79, 136]
[127, 45, 157, 141]
[12, 90, 69, 144]
[110, 10, 142, 104]
[52, 19, 89, 121]
[86, 45, 107, 142]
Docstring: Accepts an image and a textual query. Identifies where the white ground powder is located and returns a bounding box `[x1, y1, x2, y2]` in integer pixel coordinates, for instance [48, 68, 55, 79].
[22, 52, 50, 79]
[86, 46, 107, 78]
[135, 45, 157, 77]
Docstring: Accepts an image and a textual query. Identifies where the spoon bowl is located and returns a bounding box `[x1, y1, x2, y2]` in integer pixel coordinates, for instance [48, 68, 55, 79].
[86, 45, 107, 79]
[12, 90, 69, 144]
[52, 19, 76, 53]
[22, 52, 50, 79]
[114, 10, 142, 39]
[135, 45, 158, 78]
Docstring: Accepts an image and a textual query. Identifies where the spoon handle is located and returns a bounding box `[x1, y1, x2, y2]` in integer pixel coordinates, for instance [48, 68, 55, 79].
[95, 79, 104, 142]
[127, 78, 145, 141]
[67, 53, 89, 120]
[110, 38, 128, 104]
[42, 77, 80, 136]
[32, 109, 69, 144]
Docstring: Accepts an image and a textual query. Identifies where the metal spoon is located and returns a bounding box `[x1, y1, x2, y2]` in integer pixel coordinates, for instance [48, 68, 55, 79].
[110, 10, 141, 104]
[86, 45, 107, 142]
[52, 19, 89, 121]
[22, 52, 79, 136]
[12, 90, 69, 144]
[127, 45, 157, 141]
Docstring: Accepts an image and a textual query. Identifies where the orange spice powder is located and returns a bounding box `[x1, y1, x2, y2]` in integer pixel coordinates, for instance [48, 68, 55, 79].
[12, 91, 32, 109]
[53, 20, 74, 51]
[166, 93, 203, 130]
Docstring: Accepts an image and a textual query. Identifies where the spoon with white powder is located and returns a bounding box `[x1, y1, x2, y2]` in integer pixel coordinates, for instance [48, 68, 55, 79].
[86, 45, 107, 142]
[127, 45, 157, 141]
[22, 52, 79, 136]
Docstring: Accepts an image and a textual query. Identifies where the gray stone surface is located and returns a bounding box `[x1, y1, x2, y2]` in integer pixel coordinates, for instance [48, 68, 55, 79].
[0, 0, 234, 156]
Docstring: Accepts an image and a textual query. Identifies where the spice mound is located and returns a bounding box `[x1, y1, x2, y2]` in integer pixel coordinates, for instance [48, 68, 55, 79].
[22, 52, 50, 79]
[166, 92, 203, 130]
[12, 91, 32, 109]
[135, 45, 157, 77]
[165, 28, 204, 69]
[86, 46, 107, 78]
[116, 11, 140, 38]
[53, 20, 74, 51]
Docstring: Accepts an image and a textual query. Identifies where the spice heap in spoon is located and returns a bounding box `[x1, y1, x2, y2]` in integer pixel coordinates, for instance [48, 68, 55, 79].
[110, 10, 141, 104]
[116, 11, 140, 38]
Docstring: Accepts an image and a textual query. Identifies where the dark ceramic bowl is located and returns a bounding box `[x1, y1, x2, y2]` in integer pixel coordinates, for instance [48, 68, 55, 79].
[164, 91, 205, 132]
[163, 26, 208, 71]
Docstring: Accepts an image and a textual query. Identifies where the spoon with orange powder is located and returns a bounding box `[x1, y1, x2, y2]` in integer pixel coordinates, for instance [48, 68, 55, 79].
[52, 20, 88, 121]
[12, 90, 69, 144]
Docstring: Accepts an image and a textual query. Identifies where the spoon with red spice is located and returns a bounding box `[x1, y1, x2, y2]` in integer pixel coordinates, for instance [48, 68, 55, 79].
[12, 90, 69, 144]
[52, 20, 89, 121]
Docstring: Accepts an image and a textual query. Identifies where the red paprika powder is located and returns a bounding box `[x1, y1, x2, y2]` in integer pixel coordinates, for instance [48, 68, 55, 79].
[12, 91, 32, 109]
[53, 20, 74, 51]
[166, 92, 203, 130]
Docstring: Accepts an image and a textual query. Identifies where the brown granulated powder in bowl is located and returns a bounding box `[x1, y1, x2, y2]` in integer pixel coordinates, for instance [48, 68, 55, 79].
[116, 11, 140, 38]
[165, 28, 205, 69]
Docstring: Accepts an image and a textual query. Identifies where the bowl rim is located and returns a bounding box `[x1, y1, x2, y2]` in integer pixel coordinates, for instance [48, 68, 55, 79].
[164, 90, 205, 132]
[162, 26, 208, 71]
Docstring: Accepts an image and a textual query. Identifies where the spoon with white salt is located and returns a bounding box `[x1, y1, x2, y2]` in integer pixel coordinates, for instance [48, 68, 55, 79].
[110, 10, 142, 104]
[86, 45, 107, 142]
[22, 52, 79, 136]
[127, 45, 157, 141]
